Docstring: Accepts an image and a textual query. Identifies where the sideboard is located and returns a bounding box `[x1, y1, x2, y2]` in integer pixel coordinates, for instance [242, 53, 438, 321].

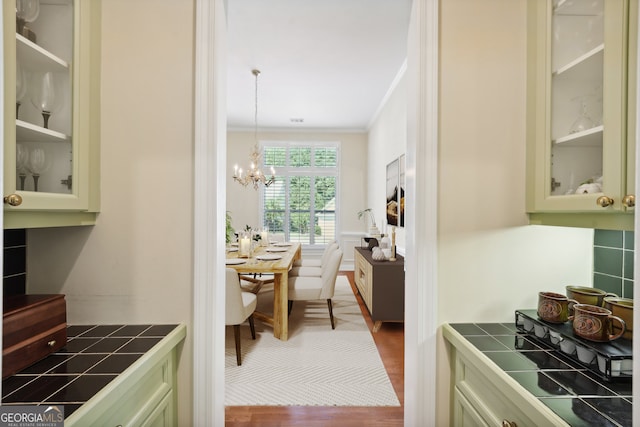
[354, 247, 404, 332]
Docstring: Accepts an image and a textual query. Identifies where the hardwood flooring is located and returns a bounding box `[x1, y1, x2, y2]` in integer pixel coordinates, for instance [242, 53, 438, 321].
[225, 271, 405, 426]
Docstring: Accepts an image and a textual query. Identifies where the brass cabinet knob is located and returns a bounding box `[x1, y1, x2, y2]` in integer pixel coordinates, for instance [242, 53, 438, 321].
[3, 194, 22, 206]
[622, 194, 635, 208]
[596, 196, 614, 208]
[502, 421, 517, 427]
[47, 340, 56, 347]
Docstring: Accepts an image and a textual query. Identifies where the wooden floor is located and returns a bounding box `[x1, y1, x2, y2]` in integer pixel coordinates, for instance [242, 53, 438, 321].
[225, 271, 405, 426]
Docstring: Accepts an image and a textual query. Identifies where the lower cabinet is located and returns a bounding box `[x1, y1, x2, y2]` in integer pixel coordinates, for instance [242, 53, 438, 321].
[443, 324, 568, 427]
[353, 247, 404, 332]
[65, 324, 186, 427]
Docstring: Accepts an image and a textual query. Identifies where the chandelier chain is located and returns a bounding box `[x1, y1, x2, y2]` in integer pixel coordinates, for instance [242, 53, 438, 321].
[232, 69, 275, 189]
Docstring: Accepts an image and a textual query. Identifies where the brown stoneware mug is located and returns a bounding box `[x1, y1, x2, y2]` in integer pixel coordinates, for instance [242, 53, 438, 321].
[604, 297, 633, 340]
[571, 303, 626, 342]
[538, 292, 578, 323]
[566, 285, 618, 307]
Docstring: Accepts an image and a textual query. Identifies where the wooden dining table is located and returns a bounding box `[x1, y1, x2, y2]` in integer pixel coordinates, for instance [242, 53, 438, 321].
[225, 242, 302, 341]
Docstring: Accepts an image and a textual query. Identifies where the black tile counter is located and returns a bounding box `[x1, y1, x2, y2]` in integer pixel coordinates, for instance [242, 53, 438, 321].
[447, 322, 632, 427]
[2, 324, 180, 419]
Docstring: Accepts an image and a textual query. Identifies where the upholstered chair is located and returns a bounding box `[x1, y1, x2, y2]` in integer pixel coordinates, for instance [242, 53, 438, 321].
[287, 248, 343, 329]
[225, 268, 257, 365]
[289, 242, 339, 277]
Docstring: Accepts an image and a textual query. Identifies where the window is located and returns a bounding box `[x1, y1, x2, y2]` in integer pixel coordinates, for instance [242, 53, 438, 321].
[260, 141, 339, 246]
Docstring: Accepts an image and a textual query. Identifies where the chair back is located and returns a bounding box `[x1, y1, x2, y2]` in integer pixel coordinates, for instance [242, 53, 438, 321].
[320, 248, 343, 299]
[320, 242, 339, 267]
[225, 268, 246, 325]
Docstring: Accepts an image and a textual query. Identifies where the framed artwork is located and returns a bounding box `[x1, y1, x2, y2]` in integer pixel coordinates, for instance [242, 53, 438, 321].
[386, 154, 405, 228]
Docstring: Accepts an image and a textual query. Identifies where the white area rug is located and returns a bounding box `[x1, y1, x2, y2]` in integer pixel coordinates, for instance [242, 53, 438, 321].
[225, 276, 401, 406]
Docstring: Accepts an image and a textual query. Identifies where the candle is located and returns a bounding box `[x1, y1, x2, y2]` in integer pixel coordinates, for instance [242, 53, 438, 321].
[239, 236, 251, 257]
[390, 227, 397, 261]
[260, 229, 269, 247]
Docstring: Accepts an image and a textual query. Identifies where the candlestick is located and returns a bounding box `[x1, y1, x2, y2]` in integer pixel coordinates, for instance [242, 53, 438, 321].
[390, 226, 397, 261]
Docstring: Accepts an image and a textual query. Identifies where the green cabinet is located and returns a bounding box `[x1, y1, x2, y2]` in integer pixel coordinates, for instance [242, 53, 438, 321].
[3, 0, 100, 229]
[526, 0, 637, 230]
[65, 324, 186, 427]
[444, 324, 569, 427]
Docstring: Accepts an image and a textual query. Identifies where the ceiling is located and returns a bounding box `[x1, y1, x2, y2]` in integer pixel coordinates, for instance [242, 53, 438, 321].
[226, 0, 412, 131]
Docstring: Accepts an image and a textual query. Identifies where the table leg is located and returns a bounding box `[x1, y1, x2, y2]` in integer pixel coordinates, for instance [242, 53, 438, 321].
[272, 272, 289, 341]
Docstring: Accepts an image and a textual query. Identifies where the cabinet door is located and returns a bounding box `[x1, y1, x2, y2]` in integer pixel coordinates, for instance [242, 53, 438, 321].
[625, 0, 638, 212]
[527, 0, 631, 213]
[3, 0, 98, 215]
[453, 387, 490, 427]
[141, 391, 174, 427]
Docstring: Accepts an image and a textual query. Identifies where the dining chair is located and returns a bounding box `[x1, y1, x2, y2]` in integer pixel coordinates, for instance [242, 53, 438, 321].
[287, 248, 343, 329]
[289, 242, 339, 277]
[292, 241, 338, 267]
[226, 268, 257, 365]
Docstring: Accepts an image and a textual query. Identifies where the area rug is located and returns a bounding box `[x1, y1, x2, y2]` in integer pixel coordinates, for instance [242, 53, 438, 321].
[225, 275, 401, 406]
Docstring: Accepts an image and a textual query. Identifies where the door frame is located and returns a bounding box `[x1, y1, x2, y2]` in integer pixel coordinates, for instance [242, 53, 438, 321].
[192, 0, 440, 425]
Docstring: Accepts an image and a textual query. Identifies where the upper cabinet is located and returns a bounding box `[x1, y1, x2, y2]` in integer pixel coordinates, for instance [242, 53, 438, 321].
[526, 0, 637, 230]
[3, 0, 100, 229]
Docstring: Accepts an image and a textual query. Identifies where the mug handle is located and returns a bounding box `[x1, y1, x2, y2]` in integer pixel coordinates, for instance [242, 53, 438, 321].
[566, 298, 580, 321]
[608, 315, 627, 341]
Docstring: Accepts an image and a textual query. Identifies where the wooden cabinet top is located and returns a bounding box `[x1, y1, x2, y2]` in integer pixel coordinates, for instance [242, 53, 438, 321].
[355, 246, 404, 266]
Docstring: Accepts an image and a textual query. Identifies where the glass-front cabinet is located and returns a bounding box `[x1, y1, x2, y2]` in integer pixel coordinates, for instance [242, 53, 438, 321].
[3, 0, 100, 228]
[526, 0, 637, 229]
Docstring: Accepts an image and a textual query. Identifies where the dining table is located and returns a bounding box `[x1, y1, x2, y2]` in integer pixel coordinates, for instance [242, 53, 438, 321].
[225, 242, 302, 341]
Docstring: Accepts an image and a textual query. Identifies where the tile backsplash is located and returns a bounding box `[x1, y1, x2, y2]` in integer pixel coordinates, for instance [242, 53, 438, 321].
[593, 229, 634, 299]
[3, 229, 26, 296]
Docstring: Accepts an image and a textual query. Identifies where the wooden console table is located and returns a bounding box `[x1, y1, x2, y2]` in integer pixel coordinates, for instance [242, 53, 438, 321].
[354, 247, 404, 332]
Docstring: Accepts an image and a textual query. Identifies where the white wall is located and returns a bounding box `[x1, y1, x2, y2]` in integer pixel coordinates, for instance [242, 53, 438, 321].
[25, 1, 195, 426]
[226, 130, 368, 265]
[433, 1, 594, 425]
[368, 69, 407, 251]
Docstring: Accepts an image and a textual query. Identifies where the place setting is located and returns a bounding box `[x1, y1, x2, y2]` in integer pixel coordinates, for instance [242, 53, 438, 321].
[265, 246, 288, 253]
[255, 254, 282, 261]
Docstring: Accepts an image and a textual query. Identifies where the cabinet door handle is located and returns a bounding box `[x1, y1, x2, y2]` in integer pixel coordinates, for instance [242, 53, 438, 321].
[3, 194, 22, 206]
[502, 420, 517, 427]
[47, 340, 56, 347]
[596, 196, 614, 208]
[622, 194, 635, 208]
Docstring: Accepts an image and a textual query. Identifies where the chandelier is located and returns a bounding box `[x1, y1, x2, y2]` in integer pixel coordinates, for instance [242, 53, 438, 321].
[233, 69, 276, 189]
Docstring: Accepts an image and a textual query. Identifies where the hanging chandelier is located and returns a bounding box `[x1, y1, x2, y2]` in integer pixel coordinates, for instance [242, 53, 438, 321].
[233, 69, 276, 189]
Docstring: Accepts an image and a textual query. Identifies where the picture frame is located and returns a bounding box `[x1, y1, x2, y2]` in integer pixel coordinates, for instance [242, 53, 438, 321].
[386, 154, 405, 228]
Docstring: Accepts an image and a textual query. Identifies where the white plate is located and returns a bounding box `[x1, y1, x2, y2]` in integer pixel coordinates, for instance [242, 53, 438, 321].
[227, 247, 238, 252]
[266, 247, 288, 252]
[256, 254, 282, 261]
[225, 259, 246, 265]
[273, 242, 292, 247]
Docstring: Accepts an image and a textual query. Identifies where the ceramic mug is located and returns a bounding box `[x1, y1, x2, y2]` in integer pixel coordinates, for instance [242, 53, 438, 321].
[566, 285, 618, 307]
[571, 303, 626, 342]
[538, 292, 578, 323]
[604, 297, 633, 340]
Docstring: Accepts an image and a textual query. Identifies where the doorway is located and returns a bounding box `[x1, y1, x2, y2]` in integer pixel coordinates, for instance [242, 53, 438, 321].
[192, 0, 440, 425]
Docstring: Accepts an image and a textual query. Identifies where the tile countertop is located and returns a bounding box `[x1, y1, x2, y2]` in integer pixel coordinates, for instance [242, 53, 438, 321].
[448, 322, 632, 427]
[1, 324, 180, 419]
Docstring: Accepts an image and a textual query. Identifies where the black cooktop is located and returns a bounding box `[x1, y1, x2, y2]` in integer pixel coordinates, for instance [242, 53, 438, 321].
[1, 324, 178, 419]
